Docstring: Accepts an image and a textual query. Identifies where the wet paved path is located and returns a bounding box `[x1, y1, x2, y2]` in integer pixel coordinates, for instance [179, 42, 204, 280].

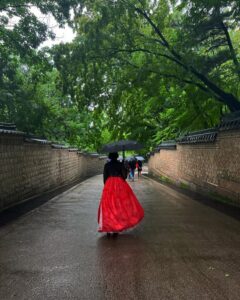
[0, 175, 240, 300]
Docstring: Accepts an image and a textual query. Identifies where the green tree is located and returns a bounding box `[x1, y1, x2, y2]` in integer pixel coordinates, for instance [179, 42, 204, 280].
[2, 0, 240, 152]
[69, 0, 240, 111]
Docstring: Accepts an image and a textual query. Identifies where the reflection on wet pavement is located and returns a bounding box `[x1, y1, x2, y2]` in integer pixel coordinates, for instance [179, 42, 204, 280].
[0, 175, 239, 299]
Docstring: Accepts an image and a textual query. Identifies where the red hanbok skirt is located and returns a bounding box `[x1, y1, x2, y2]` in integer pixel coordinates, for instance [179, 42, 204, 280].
[98, 177, 144, 232]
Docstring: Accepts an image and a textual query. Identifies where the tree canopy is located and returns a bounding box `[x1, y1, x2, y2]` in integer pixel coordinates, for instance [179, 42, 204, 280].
[1, 0, 240, 151]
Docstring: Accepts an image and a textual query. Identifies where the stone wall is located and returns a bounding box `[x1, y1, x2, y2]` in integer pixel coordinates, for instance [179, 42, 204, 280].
[148, 120, 240, 206]
[0, 131, 105, 212]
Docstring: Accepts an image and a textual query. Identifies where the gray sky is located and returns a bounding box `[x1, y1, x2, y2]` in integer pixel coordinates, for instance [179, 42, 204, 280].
[3, 6, 76, 48]
[41, 23, 75, 48]
[30, 7, 76, 48]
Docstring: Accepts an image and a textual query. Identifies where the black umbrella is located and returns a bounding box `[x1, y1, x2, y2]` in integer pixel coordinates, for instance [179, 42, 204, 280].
[101, 140, 143, 159]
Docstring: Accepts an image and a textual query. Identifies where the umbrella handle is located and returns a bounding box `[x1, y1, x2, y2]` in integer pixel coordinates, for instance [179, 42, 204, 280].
[122, 146, 125, 160]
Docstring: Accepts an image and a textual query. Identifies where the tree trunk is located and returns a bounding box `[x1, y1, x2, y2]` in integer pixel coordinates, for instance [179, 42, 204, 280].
[220, 94, 240, 112]
[220, 21, 240, 78]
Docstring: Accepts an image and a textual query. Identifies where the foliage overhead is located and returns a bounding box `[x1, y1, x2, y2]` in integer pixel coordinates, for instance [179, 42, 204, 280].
[0, 0, 240, 151]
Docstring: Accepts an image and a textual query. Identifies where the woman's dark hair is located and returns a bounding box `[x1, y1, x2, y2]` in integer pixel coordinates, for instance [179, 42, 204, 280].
[108, 152, 119, 160]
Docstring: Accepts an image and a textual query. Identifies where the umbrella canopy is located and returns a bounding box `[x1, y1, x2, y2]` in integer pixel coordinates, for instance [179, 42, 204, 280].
[135, 156, 144, 161]
[101, 140, 143, 159]
[117, 155, 123, 161]
[101, 140, 143, 152]
[125, 156, 135, 161]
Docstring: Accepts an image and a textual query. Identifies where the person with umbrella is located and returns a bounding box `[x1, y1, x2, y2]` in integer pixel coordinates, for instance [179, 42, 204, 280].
[98, 146, 144, 236]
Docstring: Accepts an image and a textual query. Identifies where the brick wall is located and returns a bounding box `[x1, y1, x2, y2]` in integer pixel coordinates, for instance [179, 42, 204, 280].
[148, 129, 240, 205]
[0, 133, 105, 212]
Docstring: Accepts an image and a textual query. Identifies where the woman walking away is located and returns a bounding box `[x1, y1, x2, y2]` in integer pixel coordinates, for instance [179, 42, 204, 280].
[98, 152, 144, 237]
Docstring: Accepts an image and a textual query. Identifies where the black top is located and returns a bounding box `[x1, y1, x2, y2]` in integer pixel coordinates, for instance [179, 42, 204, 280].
[103, 160, 127, 184]
[129, 160, 136, 169]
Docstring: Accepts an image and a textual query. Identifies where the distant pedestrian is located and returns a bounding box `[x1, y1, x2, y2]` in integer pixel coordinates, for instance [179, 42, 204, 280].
[98, 152, 144, 236]
[129, 159, 136, 181]
[136, 160, 143, 178]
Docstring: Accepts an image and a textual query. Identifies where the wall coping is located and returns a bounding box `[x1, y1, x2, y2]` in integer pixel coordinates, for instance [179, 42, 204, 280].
[158, 140, 177, 150]
[0, 122, 17, 130]
[177, 128, 218, 145]
[219, 113, 240, 131]
[0, 122, 101, 157]
[154, 111, 240, 149]
[25, 138, 51, 144]
[51, 143, 69, 149]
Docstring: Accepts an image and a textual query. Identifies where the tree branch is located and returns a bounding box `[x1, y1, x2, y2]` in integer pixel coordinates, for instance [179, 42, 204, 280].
[134, 5, 240, 111]
[107, 47, 187, 69]
[137, 32, 165, 47]
[88, 48, 216, 96]
[220, 20, 240, 78]
[117, 57, 210, 93]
